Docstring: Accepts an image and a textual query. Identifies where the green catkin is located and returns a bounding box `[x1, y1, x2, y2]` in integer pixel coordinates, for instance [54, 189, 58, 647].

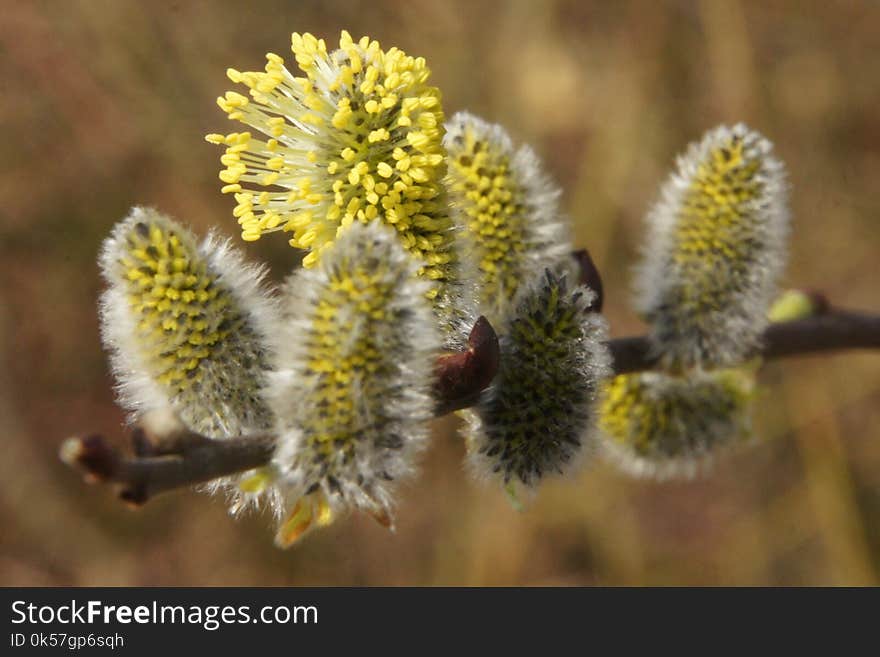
[463, 270, 611, 493]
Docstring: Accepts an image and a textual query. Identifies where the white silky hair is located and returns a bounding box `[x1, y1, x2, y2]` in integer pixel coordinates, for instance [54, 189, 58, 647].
[598, 370, 754, 481]
[633, 124, 790, 370]
[98, 206, 282, 515]
[444, 112, 574, 327]
[269, 220, 442, 523]
[463, 269, 612, 495]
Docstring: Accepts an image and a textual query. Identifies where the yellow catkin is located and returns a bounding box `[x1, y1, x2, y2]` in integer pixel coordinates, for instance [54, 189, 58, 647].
[99, 207, 279, 515]
[635, 124, 788, 370]
[445, 112, 570, 326]
[270, 221, 439, 546]
[208, 31, 458, 308]
[598, 369, 754, 477]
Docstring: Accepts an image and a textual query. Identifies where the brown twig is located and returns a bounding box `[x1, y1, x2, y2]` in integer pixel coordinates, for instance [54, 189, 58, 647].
[61, 308, 879, 505]
[609, 309, 880, 374]
[60, 431, 275, 505]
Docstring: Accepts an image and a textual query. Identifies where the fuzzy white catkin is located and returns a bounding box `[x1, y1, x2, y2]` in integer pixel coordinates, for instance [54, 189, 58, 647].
[634, 124, 789, 371]
[99, 207, 279, 511]
[597, 369, 755, 480]
[269, 220, 442, 546]
[444, 112, 572, 327]
[463, 270, 611, 494]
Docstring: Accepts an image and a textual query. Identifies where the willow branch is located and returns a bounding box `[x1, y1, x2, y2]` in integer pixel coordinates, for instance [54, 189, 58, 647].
[609, 309, 880, 374]
[61, 308, 879, 505]
[61, 316, 501, 506]
[60, 430, 276, 505]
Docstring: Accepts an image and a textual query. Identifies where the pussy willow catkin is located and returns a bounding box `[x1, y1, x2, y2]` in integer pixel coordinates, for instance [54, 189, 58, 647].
[444, 112, 571, 326]
[99, 207, 279, 511]
[598, 369, 754, 479]
[100, 207, 276, 435]
[268, 221, 441, 547]
[463, 270, 611, 494]
[207, 31, 463, 323]
[634, 124, 789, 370]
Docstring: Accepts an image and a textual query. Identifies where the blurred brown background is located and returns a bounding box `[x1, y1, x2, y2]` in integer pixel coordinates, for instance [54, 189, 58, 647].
[1, 0, 878, 586]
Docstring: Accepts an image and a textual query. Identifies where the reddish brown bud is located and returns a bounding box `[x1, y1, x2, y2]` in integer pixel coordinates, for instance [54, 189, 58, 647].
[59, 434, 119, 483]
[572, 249, 603, 313]
[433, 316, 500, 415]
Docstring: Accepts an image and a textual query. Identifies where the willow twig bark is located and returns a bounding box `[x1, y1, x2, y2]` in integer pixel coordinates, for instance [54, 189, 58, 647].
[608, 310, 880, 374]
[61, 308, 880, 505]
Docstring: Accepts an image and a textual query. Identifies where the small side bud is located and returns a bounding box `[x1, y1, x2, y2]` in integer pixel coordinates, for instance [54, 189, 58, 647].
[597, 369, 755, 479]
[433, 316, 500, 415]
[571, 249, 604, 313]
[59, 435, 119, 483]
[269, 221, 442, 546]
[463, 270, 612, 495]
[768, 289, 829, 323]
[635, 124, 789, 370]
